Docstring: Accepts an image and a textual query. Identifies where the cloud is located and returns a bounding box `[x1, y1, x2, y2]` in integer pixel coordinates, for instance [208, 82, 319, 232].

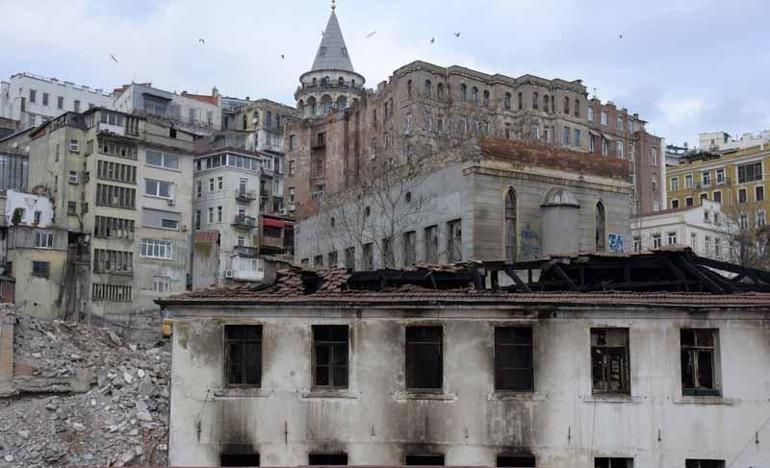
[1, 0, 769, 146]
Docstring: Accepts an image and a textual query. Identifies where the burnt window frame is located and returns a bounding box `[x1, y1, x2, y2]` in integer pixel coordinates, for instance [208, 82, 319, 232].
[224, 324, 263, 387]
[590, 328, 631, 395]
[405, 325, 443, 392]
[494, 326, 534, 392]
[404, 453, 445, 466]
[220, 445, 260, 467]
[594, 458, 633, 468]
[680, 328, 721, 397]
[685, 460, 725, 468]
[308, 453, 348, 466]
[497, 454, 537, 467]
[312, 325, 350, 389]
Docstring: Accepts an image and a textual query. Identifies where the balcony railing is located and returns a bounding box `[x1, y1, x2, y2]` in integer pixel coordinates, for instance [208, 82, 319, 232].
[233, 245, 259, 258]
[232, 215, 257, 229]
[235, 189, 257, 202]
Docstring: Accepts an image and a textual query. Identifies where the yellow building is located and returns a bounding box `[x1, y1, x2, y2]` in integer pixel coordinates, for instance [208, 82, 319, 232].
[666, 145, 770, 230]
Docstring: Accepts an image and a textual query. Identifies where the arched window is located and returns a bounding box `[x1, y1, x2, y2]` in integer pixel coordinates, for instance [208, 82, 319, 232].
[595, 201, 606, 252]
[505, 188, 518, 262]
[437, 83, 444, 98]
[460, 84, 467, 102]
[483, 90, 490, 107]
[336, 95, 347, 110]
[276, 114, 281, 129]
[338, 77, 345, 85]
[253, 111, 260, 128]
[297, 100, 305, 115]
[472, 86, 479, 104]
[266, 111, 272, 127]
[574, 99, 580, 117]
[543, 94, 549, 113]
[407, 79, 413, 98]
[518, 92, 523, 110]
[242, 114, 247, 130]
[533, 92, 539, 110]
[563, 96, 570, 114]
[424, 79, 432, 97]
[351, 79, 356, 87]
[312, 77, 317, 86]
[323, 76, 330, 85]
[320, 95, 332, 115]
[308, 97, 317, 117]
[504, 92, 511, 110]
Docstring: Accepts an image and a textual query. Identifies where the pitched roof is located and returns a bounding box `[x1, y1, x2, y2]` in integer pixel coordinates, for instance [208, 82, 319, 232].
[311, 11, 355, 72]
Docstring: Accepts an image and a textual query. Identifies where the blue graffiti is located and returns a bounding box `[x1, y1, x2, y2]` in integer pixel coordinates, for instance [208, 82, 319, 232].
[608, 233, 624, 253]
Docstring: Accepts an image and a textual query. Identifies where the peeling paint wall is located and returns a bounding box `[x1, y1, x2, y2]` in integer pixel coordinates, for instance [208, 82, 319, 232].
[167, 305, 770, 467]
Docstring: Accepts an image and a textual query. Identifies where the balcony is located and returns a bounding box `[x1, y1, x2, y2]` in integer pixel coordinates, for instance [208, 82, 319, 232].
[235, 189, 257, 202]
[232, 215, 257, 229]
[233, 245, 259, 258]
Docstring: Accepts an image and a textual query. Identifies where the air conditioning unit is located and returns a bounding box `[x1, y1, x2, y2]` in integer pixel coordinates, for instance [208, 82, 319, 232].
[167, 199, 175, 207]
[224, 269, 234, 279]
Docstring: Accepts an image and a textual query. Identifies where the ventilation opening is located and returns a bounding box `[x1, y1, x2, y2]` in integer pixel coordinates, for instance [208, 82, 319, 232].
[308, 453, 348, 466]
[405, 454, 445, 466]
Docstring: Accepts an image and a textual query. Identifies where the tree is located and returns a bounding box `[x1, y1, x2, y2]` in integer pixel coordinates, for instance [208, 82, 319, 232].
[722, 202, 770, 269]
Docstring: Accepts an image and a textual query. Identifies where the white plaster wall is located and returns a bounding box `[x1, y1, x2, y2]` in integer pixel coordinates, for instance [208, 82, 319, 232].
[167, 305, 770, 467]
[5, 190, 53, 226]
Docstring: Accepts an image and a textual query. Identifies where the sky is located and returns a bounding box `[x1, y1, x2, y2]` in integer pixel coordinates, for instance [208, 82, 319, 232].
[1, 0, 769, 147]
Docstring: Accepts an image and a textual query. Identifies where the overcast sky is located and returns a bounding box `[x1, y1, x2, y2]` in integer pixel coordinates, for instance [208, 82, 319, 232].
[1, 0, 768, 146]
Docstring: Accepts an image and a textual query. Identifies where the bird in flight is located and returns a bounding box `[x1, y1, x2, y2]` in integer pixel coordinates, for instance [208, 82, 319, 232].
[366, 31, 376, 38]
[198, 38, 206, 44]
[454, 32, 461, 37]
[110, 54, 119, 63]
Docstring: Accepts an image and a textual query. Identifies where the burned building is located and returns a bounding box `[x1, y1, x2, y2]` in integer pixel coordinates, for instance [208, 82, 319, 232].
[159, 250, 770, 467]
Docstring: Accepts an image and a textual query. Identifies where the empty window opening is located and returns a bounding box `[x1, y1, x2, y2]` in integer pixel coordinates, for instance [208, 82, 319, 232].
[220, 446, 259, 467]
[495, 327, 534, 392]
[595, 458, 633, 468]
[595, 201, 606, 252]
[308, 453, 348, 466]
[405, 454, 445, 466]
[225, 325, 262, 386]
[405, 326, 443, 391]
[591, 328, 630, 394]
[497, 454, 536, 467]
[685, 460, 724, 468]
[681, 328, 720, 396]
[313, 325, 349, 388]
[505, 188, 518, 262]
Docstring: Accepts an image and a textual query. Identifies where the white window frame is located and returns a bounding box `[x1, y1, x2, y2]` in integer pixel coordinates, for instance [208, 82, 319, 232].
[68, 171, 78, 184]
[685, 174, 694, 189]
[139, 239, 173, 260]
[68, 139, 80, 153]
[702, 171, 711, 187]
[716, 168, 726, 185]
[152, 276, 171, 293]
[145, 150, 180, 170]
[145, 178, 173, 199]
[670, 177, 679, 191]
[34, 230, 54, 249]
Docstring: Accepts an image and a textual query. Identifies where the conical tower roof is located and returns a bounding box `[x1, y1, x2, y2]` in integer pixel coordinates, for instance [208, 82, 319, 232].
[311, 10, 355, 72]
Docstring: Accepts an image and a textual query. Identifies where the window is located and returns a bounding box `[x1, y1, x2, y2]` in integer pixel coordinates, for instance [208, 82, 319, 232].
[685, 197, 694, 207]
[405, 454, 444, 466]
[67, 201, 77, 215]
[587, 107, 594, 121]
[57, 96, 64, 109]
[74, 100, 80, 112]
[601, 138, 608, 156]
[532, 92, 539, 110]
[312, 325, 348, 388]
[681, 329, 720, 396]
[595, 458, 632, 468]
[139, 239, 173, 260]
[716, 168, 726, 185]
[406, 79, 413, 98]
[483, 89, 490, 106]
[327, 251, 338, 267]
[220, 450, 260, 467]
[424, 225, 439, 264]
[69, 139, 80, 153]
[600, 111, 607, 126]
[702, 171, 711, 187]
[591, 328, 630, 394]
[142, 208, 180, 230]
[739, 213, 748, 229]
[574, 129, 581, 147]
[714, 238, 722, 258]
[91, 284, 132, 302]
[738, 188, 747, 203]
[225, 325, 262, 386]
[652, 234, 662, 248]
[344, 247, 355, 270]
[517, 92, 523, 110]
[563, 96, 570, 114]
[196, 180, 202, 197]
[758, 210, 766, 227]
[671, 199, 679, 209]
[713, 191, 722, 203]
[217, 206, 223, 223]
[94, 216, 135, 239]
[504, 92, 511, 110]
[667, 231, 678, 245]
[756, 185, 765, 201]
[562, 126, 570, 146]
[616, 142, 623, 159]
[405, 326, 442, 391]
[32, 261, 50, 278]
[497, 455, 536, 467]
[362, 243, 373, 270]
[670, 177, 679, 191]
[685, 460, 724, 468]
[632, 236, 641, 252]
[218, 176, 224, 190]
[495, 327, 534, 392]
[152, 276, 171, 293]
[737, 162, 762, 183]
[209, 178, 215, 191]
[683, 174, 693, 189]
[93, 249, 133, 273]
[447, 219, 462, 262]
[382, 237, 395, 268]
[34, 230, 54, 249]
[505, 189, 518, 262]
[313, 255, 323, 268]
[574, 99, 580, 117]
[309, 454, 347, 466]
[96, 160, 136, 184]
[472, 86, 479, 104]
[403, 231, 416, 266]
[616, 115, 623, 130]
[595, 202, 606, 252]
[145, 150, 179, 170]
[145, 179, 173, 198]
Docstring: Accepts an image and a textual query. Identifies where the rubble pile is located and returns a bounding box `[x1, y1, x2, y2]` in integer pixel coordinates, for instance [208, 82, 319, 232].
[0, 316, 170, 467]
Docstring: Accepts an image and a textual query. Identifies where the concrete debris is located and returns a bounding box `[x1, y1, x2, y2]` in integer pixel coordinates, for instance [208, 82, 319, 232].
[0, 315, 170, 467]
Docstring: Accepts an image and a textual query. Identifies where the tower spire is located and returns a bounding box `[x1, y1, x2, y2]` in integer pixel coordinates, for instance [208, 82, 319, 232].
[331, 0, 336, 10]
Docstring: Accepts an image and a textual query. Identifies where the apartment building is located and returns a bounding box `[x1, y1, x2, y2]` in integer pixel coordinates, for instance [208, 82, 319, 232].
[17, 108, 195, 320]
[0, 72, 114, 128]
[113, 83, 221, 136]
[666, 145, 770, 231]
[159, 253, 770, 467]
[284, 5, 662, 219]
[700, 129, 770, 152]
[630, 199, 735, 261]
